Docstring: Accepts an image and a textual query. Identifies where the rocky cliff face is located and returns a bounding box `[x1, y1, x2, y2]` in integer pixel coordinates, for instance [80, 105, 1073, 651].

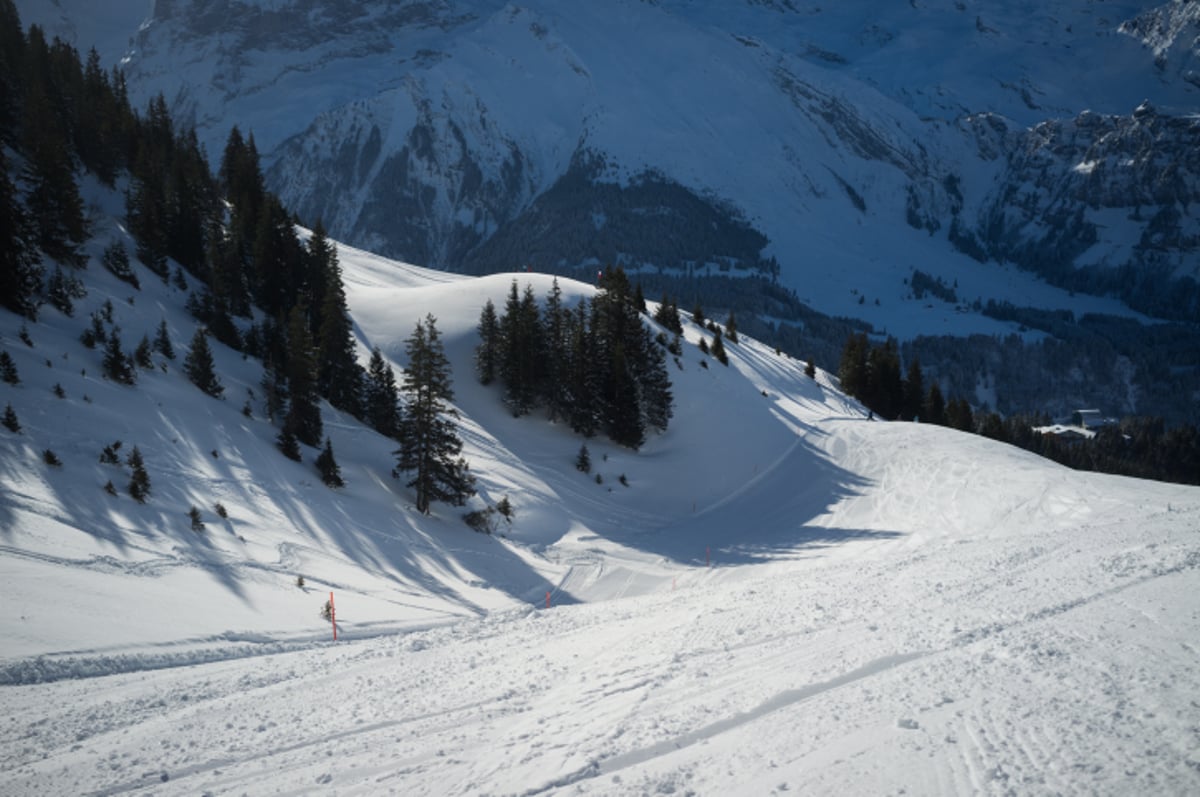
[949, 103, 1200, 320]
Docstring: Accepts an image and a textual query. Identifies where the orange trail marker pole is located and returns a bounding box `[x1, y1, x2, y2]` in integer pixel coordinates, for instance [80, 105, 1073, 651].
[329, 591, 337, 641]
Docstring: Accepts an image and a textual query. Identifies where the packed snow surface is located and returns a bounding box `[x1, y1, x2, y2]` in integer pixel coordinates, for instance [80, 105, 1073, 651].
[2, 233, 1199, 794]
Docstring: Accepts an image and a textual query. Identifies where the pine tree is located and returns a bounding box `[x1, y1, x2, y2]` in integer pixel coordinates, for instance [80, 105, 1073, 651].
[46, 267, 75, 316]
[102, 326, 136, 384]
[0, 350, 18, 384]
[838, 332, 869, 398]
[565, 299, 598, 437]
[924, 383, 946, 426]
[311, 222, 362, 416]
[276, 423, 301, 461]
[946, 397, 974, 432]
[498, 282, 543, 416]
[903, 358, 924, 421]
[2, 403, 20, 433]
[127, 445, 150, 503]
[154, 319, 175, 359]
[475, 298, 500, 386]
[365, 346, 400, 438]
[184, 328, 223, 397]
[726, 311, 739, 344]
[710, 329, 729, 366]
[134, 335, 153, 369]
[637, 325, 674, 432]
[315, 437, 344, 487]
[542, 279, 573, 421]
[283, 302, 322, 447]
[101, 241, 139, 289]
[653, 294, 683, 335]
[21, 47, 87, 267]
[395, 315, 474, 514]
[575, 443, 591, 474]
[0, 149, 41, 318]
[805, 359, 817, 379]
[188, 505, 205, 531]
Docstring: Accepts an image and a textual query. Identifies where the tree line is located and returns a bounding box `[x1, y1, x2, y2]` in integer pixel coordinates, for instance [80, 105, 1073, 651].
[838, 332, 1200, 486]
[475, 268, 674, 450]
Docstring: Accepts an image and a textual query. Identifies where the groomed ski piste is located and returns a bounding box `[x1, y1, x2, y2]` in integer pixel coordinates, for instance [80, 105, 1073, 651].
[2, 216, 1199, 794]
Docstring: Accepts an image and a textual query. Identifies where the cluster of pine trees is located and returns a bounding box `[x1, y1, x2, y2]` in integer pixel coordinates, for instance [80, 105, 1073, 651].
[475, 269, 673, 450]
[0, 3, 475, 510]
[838, 332, 1200, 486]
[836, 332, 963, 423]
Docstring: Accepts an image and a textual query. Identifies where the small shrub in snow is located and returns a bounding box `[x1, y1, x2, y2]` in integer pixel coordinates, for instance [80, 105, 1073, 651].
[496, 495, 514, 524]
[805, 359, 816, 379]
[575, 444, 591, 474]
[52, 382, 65, 398]
[19, 325, 32, 347]
[595, 473, 603, 485]
[320, 600, 332, 621]
[619, 474, 628, 487]
[188, 505, 204, 531]
[296, 575, 305, 589]
[99, 441, 123, 464]
[214, 502, 227, 518]
[464, 507, 497, 534]
[104, 480, 117, 496]
[42, 449, 62, 467]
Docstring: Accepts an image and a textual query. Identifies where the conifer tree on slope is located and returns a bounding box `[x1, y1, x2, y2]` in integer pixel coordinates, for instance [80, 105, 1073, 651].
[0, 148, 41, 318]
[395, 315, 474, 515]
[184, 327, 224, 397]
[365, 346, 401, 438]
[283, 302, 323, 447]
[102, 326, 136, 385]
[475, 298, 500, 386]
[311, 221, 363, 416]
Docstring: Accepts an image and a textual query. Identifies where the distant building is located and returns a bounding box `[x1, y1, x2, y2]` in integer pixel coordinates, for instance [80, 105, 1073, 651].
[1036, 408, 1115, 443]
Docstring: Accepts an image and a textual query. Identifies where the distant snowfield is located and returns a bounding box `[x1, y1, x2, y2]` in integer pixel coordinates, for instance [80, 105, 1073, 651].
[2, 234, 1199, 794]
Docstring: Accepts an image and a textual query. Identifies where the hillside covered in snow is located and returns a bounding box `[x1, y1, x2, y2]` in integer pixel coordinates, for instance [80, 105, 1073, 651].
[3, 184, 1200, 792]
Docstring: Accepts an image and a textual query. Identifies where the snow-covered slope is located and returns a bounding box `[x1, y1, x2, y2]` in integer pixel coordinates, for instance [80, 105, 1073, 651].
[2, 187, 1199, 793]
[21, 0, 1199, 335]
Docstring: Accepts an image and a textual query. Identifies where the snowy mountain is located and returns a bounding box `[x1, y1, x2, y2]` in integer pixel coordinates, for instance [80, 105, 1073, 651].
[3, 170, 1200, 793]
[22, 0, 1199, 331]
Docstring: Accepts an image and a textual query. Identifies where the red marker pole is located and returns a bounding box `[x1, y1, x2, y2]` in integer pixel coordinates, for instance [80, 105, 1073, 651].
[329, 591, 337, 641]
[545, 590, 551, 609]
